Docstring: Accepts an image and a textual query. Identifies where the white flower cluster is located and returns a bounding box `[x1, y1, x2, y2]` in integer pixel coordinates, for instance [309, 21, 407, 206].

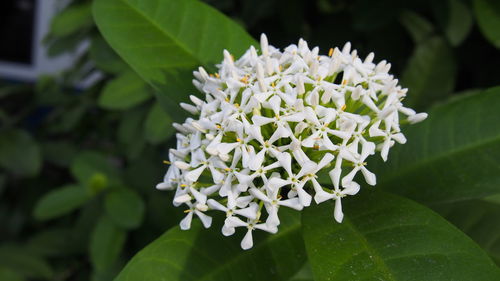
[156, 34, 427, 250]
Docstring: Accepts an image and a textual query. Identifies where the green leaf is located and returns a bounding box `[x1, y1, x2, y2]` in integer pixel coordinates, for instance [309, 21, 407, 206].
[49, 3, 93, 37]
[26, 228, 75, 257]
[0, 266, 24, 281]
[46, 32, 87, 57]
[91, 264, 124, 281]
[474, 0, 500, 48]
[399, 10, 435, 44]
[90, 35, 129, 74]
[288, 263, 314, 281]
[302, 190, 500, 281]
[118, 107, 147, 145]
[151, 68, 197, 122]
[70, 151, 121, 186]
[372, 87, 500, 204]
[144, 103, 175, 144]
[401, 36, 456, 110]
[0, 245, 53, 280]
[98, 71, 152, 110]
[90, 216, 126, 272]
[105, 188, 145, 229]
[92, 0, 257, 112]
[436, 0, 473, 46]
[72, 202, 102, 253]
[33, 184, 90, 221]
[117, 107, 148, 159]
[114, 210, 306, 281]
[434, 200, 500, 265]
[0, 129, 41, 177]
[484, 193, 500, 204]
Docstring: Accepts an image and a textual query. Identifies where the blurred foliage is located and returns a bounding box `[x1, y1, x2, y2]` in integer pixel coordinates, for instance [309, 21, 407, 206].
[0, 0, 499, 280]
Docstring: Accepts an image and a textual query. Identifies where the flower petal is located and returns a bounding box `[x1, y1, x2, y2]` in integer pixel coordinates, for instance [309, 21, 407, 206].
[180, 212, 194, 230]
[195, 210, 212, 228]
[241, 229, 254, 250]
[334, 198, 344, 223]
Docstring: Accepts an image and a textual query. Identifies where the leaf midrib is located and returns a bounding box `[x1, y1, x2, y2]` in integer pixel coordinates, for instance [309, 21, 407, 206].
[98, 0, 201, 66]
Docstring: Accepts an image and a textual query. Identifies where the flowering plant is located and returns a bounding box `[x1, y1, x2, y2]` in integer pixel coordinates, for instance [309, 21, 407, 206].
[156, 35, 427, 249]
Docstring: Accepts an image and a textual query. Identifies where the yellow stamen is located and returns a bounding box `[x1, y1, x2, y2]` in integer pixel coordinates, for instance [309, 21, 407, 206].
[342, 79, 348, 86]
[215, 73, 220, 78]
[209, 74, 214, 77]
[271, 82, 276, 88]
[216, 124, 222, 129]
[180, 184, 187, 187]
[224, 168, 232, 172]
[163, 160, 171, 165]
[184, 209, 191, 213]
[234, 103, 240, 108]
[225, 97, 230, 102]
[279, 65, 283, 72]
[341, 104, 347, 111]
[328, 48, 334, 57]
[313, 144, 320, 150]
[240, 76, 249, 84]
[236, 138, 242, 142]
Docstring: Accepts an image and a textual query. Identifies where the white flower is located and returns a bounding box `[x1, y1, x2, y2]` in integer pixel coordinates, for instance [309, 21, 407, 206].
[179, 202, 212, 230]
[157, 34, 427, 249]
[224, 217, 277, 250]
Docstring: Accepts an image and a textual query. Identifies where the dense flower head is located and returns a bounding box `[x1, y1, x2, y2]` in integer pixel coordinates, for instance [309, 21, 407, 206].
[156, 34, 427, 250]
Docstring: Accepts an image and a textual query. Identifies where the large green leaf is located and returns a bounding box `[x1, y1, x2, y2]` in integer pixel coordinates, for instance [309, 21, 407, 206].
[33, 185, 90, 221]
[401, 36, 456, 110]
[434, 200, 500, 265]
[302, 190, 500, 281]
[372, 86, 500, 204]
[93, 0, 257, 115]
[98, 71, 152, 110]
[474, 0, 500, 48]
[114, 209, 306, 281]
[0, 129, 41, 177]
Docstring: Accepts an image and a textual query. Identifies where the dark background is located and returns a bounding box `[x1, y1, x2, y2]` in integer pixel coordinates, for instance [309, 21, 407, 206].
[0, 0, 499, 280]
